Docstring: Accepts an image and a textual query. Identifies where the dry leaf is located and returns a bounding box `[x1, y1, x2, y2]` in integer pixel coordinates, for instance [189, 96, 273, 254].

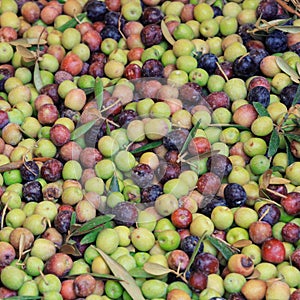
[260, 169, 273, 189]
[16, 45, 36, 60]
[269, 177, 291, 185]
[143, 263, 172, 276]
[161, 20, 176, 46]
[60, 244, 82, 256]
[232, 239, 252, 248]
[246, 269, 261, 279]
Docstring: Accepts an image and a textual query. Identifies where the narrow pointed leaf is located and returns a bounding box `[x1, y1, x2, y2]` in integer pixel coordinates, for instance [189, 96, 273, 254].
[253, 102, 270, 116]
[269, 177, 290, 185]
[285, 133, 300, 142]
[260, 169, 273, 190]
[16, 45, 36, 59]
[33, 61, 43, 92]
[130, 140, 163, 154]
[161, 20, 176, 45]
[209, 123, 250, 130]
[129, 267, 154, 278]
[275, 56, 300, 83]
[80, 221, 114, 244]
[109, 173, 120, 192]
[292, 83, 300, 106]
[70, 119, 98, 140]
[106, 121, 111, 135]
[179, 118, 202, 157]
[286, 136, 296, 165]
[93, 246, 146, 300]
[268, 129, 280, 157]
[59, 244, 82, 256]
[143, 263, 172, 276]
[206, 235, 237, 260]
[72, 214, 115, 236]
[57, 12, 87, 32]
[94, 77, 104, 109]
[275, 25, 300, 33]
[70, 212, 76, 226]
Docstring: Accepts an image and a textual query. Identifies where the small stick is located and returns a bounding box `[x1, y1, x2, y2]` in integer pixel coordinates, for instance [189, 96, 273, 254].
[275, 0, 300, 17]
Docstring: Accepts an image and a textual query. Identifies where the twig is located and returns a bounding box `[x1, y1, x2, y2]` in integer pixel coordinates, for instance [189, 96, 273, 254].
[275, 0, 300, 17]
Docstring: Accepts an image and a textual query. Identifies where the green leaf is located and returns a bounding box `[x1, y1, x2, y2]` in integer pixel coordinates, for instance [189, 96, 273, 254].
[80, 221, 114, 244]
[286, 136, 296, 165]
[92, 246, 146, 300]
[206, 235, 237, 260]
[161, 20, 176, 45]
[129, 267, 155, 278]
[33, 61, 43, 92]
[285, 133, 300, 143]
[267, 129, 280, 157]
[275, 25, 300, 34]
[70, 119, 98, 140]
[71, 214, 115, 236]
[209, 124, 250, 130]
[70, 212, 76, 226]
[179, 118, 202, 157]
[129, 140, 163, 154]
[57, 12, 87, 32]
[292, 83, 300, 106]
[275, 56, 300, 83]
[184, 232, 206, 278]
[106, 121, 111, 135]
[253, 102, 270, 117]
[94, 77, 104, 109]
[82, 87, 95, 95]
[109, 173, 120, 192]
[271, 166, 285, 173]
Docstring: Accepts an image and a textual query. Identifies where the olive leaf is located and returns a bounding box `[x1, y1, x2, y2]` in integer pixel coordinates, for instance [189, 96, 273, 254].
[109, 173, 120, 193]
[70, 119, 98, 140]
[92, 246, 146, 300]
[57, 12, 87, 32]
[70, 212, 76, 226]
[269, 177, 290, 185]
[16, 45, 36, 61]
[80, 221, 114, 245]
[253, 102, 270, 117]
[260, 169, 273, 190]
[275, 56, 300, 83]
[285, 133, 300, 142]
[129, 267, 155, 278]
[59, 244, 82, 256]
[275, 25, 300, 33]
[161, 20, 176, 46]
[183, 232, 207, 279]
[206, 235, 238, 260]
[94, 77, 104, 109]
[143, 263, 172, 276]
[285, 136, 296, 165]
[268, 129, 280, 157]
[33, 61, 44, 92]
[0, 161, 23, 172]
[208, 123, 250, 130]
[129, 140, 163, 154]
[292, 83, 300, 107]
[71, 214, 115, 236]
[10, 38, 47, 47]
[179, 118, 202, 157]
